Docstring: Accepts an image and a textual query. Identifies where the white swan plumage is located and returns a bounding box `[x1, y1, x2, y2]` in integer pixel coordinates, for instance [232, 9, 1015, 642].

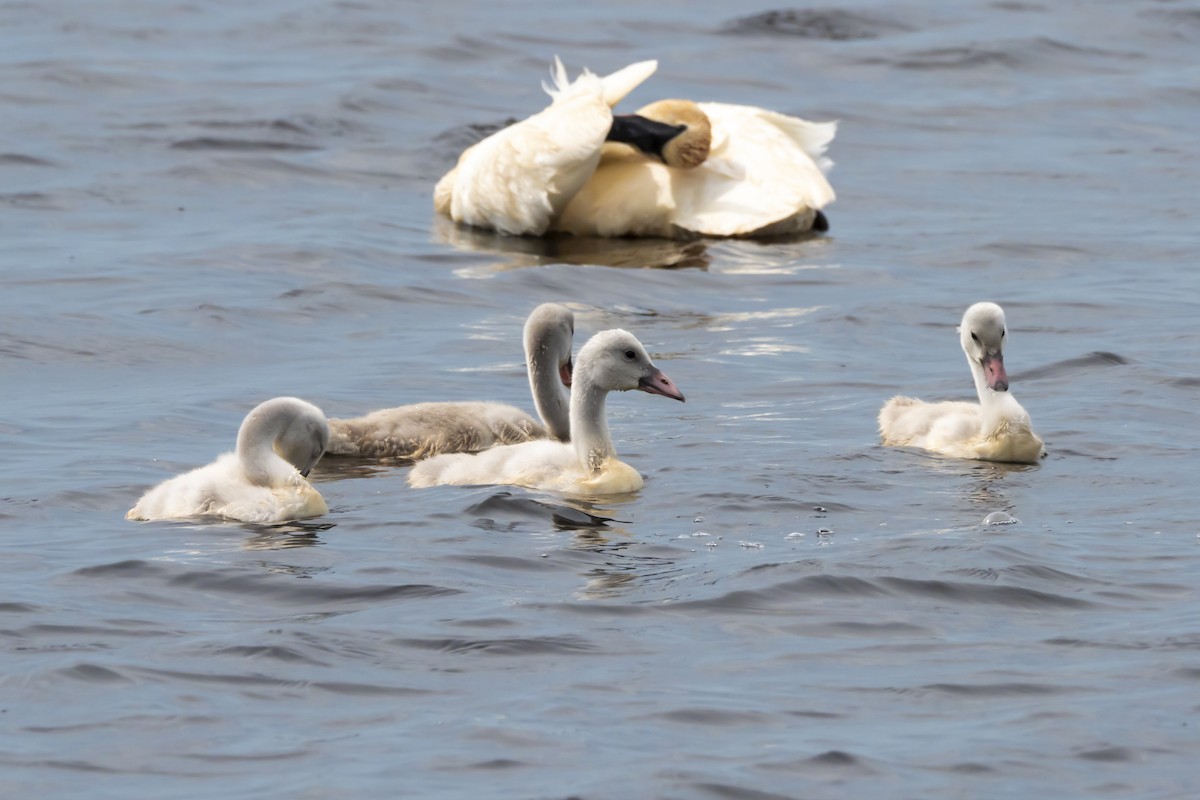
[878, 302, 1045, 464]
[434, 58, 659, 236]
[556, 99, 836, 239]
[408, 329, 685, 495]
[326, 304, 575, 459]
[126, 397, 330, 523]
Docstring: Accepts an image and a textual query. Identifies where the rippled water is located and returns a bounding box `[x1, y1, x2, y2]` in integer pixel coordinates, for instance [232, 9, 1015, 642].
[3, 0, 1199, 797]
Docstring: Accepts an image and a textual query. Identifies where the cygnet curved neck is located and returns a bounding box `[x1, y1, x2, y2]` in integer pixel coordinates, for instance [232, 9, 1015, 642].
[967, 356, 1024, 431]
[236, 409, 295, 487]
[569, 366, 615, 472]
[529, 351, 570, 441]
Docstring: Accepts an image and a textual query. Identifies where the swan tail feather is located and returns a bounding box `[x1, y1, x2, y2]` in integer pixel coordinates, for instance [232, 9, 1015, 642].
[599, 60, 658, 107]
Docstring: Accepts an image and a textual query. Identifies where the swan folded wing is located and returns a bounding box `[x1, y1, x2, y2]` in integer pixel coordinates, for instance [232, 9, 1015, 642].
[449, 91, 613, 235]
[672, 104, 836, 237]
[328, 402, 545, 459]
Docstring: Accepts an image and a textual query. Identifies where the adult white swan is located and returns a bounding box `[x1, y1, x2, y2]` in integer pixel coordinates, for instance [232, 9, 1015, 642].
[433, 59, 704, 236]
[878, 302, 1045, 464]
[555, 98, 836, 239]
[326, 304, 575, 459]
[408, 329, 685, 494]
[126, 397, 330, 523]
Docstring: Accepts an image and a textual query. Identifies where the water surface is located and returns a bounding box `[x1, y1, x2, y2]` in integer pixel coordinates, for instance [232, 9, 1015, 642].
[2, 0, 1199, 797]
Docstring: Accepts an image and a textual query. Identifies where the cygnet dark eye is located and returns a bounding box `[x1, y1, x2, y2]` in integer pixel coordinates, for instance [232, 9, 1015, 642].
[1001, 329, 1006, 338]
[624, 350, 636, 360]
[970, 332, 980, 344]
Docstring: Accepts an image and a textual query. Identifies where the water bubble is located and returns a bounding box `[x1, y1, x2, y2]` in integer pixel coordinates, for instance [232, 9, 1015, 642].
[983, 511, 1019, 526]
[785, 531, 805, 540]
[813, 506, 827, 513]
[676, 534, 690, 539]
[739, 541, 764, 550]
[692, 531, 712, 538]
[705, 541, 719, 549]
[694, 516, 705, 524]
[817, 528, 834, 537]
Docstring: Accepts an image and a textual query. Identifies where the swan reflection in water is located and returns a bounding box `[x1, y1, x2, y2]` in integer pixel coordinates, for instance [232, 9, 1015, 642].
[432, 215, 712, 272]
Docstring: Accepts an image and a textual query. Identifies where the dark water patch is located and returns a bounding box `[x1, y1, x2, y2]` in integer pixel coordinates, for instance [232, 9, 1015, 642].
[463, 491, 618, 532]
[525, 600, 655, 618]
[719, 9, 909, 40]
[166, 571, 461, 606]
[208, 645, 329, 665]
[17, 622, 168, 640]
[1076, 746, 1134, 762]
[132, 666, 307, 688]
[463, 758, 526, 769]
[943, 761, 997, 773]
[170, 138, 321, 152]
[73, 559, 169, 578]
[0, 153, 55, 167]
[394, 634, 596, 656]
[690, 783, 796, 800]
[948, 567, 1000, 581]
[978, 240, 1097, 259]
[1, 191, 60, 210]
[433, 119, 518, 158]
[891, 45, 1019, 70]
[431, 218, 713, 270]
[129, 672, 425, 700]
[653, 708, 774, 726]
[1140, 8, 1200, 41]
[446, 617, 518, 629]
[757, 749, 877, 777]
[991, 1, 1045, 11]
[703, 493, 852, 514]
[1173, 667, 1200, 680]
[189, 115, 365, 137]
[785, 710, 842, 720]
[674, 575, 892, 613]
[1170, 376, 1200, 388]
[877, 577, 1095, 609]
[1000, 564, 1107, 585]
[873, 37, 1142, 71]
[182, 749, 310, 762]
[0, 602, 40, 613]
[308, 681, 429, 697]
[311, 458, 397, 481]
[440, 553, 553, 572]
[56, 662, 133, 684]
[1020, 351, 1129, 381]
[786, 620, 935, 638]
[24, 714, 219, 734]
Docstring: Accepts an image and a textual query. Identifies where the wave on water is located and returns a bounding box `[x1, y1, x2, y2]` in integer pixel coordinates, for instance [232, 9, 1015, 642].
[671, 572, 1096, 613]
[392, 633, 596, 655]
[170, 138, 322, 152]
[719, 9, 910, 40]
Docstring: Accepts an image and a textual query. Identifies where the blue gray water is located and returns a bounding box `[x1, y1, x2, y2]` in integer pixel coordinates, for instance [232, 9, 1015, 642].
[3, 0, 1199, 797]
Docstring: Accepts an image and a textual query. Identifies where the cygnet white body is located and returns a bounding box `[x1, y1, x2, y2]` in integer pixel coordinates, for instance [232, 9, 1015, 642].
[408, 329, 685, 495]
[879, 302, 1045, 464]
[127, 397, 330, 523]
